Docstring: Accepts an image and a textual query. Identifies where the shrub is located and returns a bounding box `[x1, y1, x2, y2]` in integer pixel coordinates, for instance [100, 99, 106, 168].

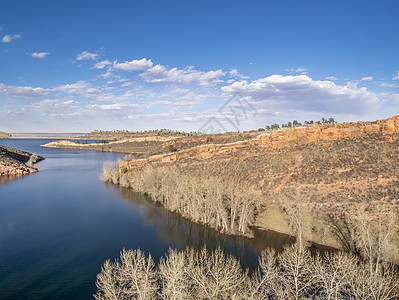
[168, 145, 177, 152]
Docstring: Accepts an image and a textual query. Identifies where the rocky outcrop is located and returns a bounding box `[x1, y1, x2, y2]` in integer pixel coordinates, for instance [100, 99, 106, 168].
[121, 115, 399, 171]
[0, 145, 45, 176]
[0, 131, 12, 139]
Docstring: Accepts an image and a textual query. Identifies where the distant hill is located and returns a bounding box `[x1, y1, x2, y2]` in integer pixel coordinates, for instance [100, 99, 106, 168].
[0, 131, 12, 139]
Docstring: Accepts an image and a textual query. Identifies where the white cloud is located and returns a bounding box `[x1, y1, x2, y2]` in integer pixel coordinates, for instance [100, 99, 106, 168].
[346, 81, 358, 89]
[380, 82, 399, 88]
[1, 33, 22, 43]
[221, 74, 380, 114]
[53, 81, 102, 98]
[393, 71, 399, 81]
[76, 51, 98, 61]
[121, 81, 133, 87]
[230, 69, 249, 79]
[286, 67, 308, 75]
[98, 103, 122, 110]
[325, 76, 338, 81]
[170, 88, 190, 94]
[28, 99, 79, 113]
[0, 83, 48, 98]
[31, 52, 50, 58]
[141, 64, 225, 86]
[99, 71, 113, 79]
[113, 58, 153, 71]
[361, 76, 373, 81]
[94, 60, 112, 69]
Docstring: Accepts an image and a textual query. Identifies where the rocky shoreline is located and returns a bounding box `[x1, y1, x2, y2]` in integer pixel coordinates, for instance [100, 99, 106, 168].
[0, 145, 45, 176]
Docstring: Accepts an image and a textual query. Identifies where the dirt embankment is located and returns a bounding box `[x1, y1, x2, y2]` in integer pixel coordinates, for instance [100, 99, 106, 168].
[0, 145, 45, 176]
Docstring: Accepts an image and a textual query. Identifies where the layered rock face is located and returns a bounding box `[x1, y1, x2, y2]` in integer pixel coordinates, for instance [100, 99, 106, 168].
[121, 116, 399, 171]
[0, 145, 44, 176]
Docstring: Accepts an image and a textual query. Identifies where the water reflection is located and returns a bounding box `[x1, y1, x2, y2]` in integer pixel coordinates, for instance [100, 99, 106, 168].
[0, 174, 25, 186]
[106, 182, 295, 270]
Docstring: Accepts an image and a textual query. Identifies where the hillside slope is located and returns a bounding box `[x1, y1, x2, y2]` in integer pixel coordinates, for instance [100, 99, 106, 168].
[113, 116, 399, 248]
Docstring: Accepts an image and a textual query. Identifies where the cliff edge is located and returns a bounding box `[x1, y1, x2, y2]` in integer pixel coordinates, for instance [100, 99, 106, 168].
[121, 115, 399, 170]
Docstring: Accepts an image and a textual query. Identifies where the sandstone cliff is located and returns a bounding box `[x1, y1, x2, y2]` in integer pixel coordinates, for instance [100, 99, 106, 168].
[120, 115, 399, 171]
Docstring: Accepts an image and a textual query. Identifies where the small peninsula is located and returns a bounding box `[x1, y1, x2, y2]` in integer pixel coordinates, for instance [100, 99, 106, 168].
[0, 145, 45, 176]
[0, 131, 12, 139]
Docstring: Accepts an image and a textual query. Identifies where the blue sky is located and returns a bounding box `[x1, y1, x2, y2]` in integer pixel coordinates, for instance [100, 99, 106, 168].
[1, 0, 399, 133]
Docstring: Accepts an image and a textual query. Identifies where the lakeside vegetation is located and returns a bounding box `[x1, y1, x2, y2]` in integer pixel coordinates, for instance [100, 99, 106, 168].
[100, 162, 399, 299]
[98, 116, 399, 298]
[95, 204, 399, 299]
[102, 164, 260, 235]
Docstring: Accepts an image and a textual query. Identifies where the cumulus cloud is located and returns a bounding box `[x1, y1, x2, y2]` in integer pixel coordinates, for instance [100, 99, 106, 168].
[113, 58, 153, 71]
[0, 83, 48, 98]
[94, 60, 112, 69]
[76, 51, 98, 61]
[1, 33, 22, 43]
[361, 76, 373, 81]
[393, 71, 399, 81]
[141, 65, 225, 86]
[31, 52, 50, 58]
[221, 74, 380, 114]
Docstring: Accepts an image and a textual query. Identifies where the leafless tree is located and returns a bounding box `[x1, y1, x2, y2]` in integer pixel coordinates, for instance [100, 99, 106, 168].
[94, 260, 124, 300]
[101, 161, 120, 184]
[247, 249, 278, 300]
[185, 247, 247, 299]
[158, 248, 192, 300]
[351, 206, 398, 274]
[312, 251, 354, 299]
[275, 242, 315, 299]
[94, 248, 158, 300]
[104, 164, 260, 236]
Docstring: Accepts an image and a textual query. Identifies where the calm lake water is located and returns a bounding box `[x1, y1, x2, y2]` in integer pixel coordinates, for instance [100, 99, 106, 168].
[0, 139, 293, 299]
